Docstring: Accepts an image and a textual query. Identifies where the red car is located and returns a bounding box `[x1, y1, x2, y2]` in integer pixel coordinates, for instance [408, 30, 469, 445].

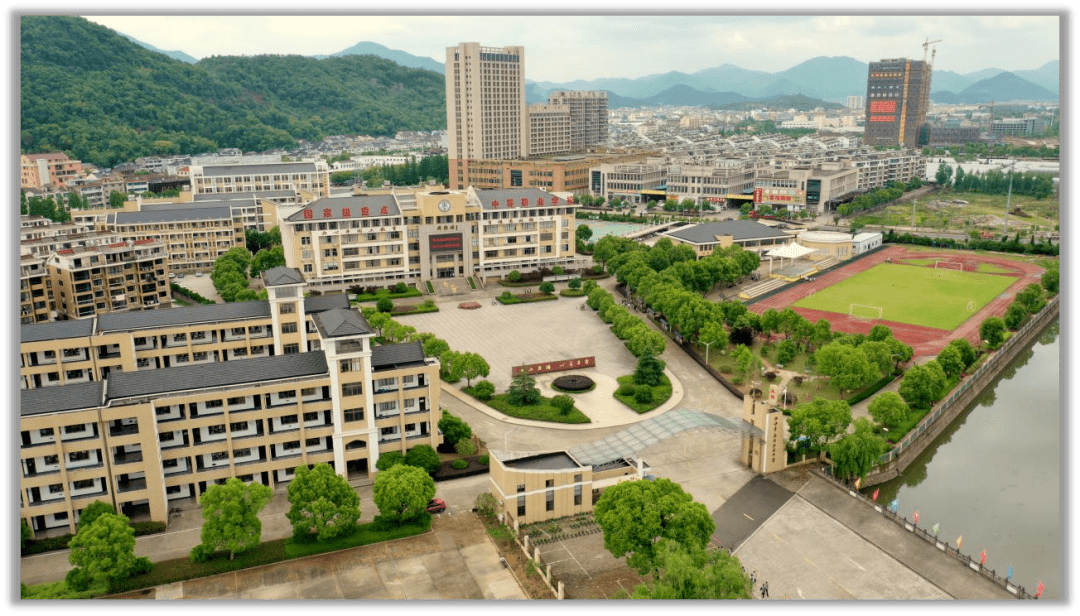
[426, 498, 447, 514]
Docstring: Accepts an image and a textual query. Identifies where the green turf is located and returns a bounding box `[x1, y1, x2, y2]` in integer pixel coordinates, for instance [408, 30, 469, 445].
[792, 263, 1017, 330]
[974, 262, 1014, 274]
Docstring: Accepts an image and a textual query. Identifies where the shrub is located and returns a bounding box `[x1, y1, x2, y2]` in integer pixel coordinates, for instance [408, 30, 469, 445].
[475, 492, 497, 517]
[472, 380, 496, 400]
[376, 297, 393, 313]
[479, 454, 490, 466]
[455, 439, 477, 457]
[508, 270, 522, 282]
[501, 290, 513, 301]
[394, 282, 407, 294]
[376, 451, 406, 471]
[634, 387, 654, 404]
[451, 459, 469, 470]
[616, 383, 636, 397]
[405, 444, 441, 474]
[438, 411, 472, 446]
[552, 266, 565, 275]
[539, 281, 555, 294]
[189, 543, 214, 564]
[551, 394, 575, 416]
[130, 521, 166, 536]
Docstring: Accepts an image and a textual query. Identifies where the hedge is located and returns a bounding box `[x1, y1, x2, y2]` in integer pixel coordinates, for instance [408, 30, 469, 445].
[170, 283, 215, 305]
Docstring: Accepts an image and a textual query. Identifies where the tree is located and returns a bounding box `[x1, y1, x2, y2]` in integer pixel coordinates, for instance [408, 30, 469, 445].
[404, 444, 441, 474]
[868, 391, 910, 430]
[249, 245, 285, 278]
[455, 438, 477, 457]
[195, 478, 273, 560]
[633, 351, 666, 387]
[775, 339, 797, 365]
[1016, 283, 1047, 314]
[788, 398, 853, 453]
[936, 345, 965, 378]
[21, 519, 32, 551]
[77, 500, 116, 529]
[630, 541, 751, 599]
[947, 338, 977, 369]
[438, 411, 472, 446]
[108, 191, 127, 208]
[508, 369, 541, 405]
[67, 512, 144, 592]
[507, 270, 521, 282]
[815, 343, 879, 393]
[626, 324, 666, 357]
[372, 464, 436, 525]
[867, 324, 893, 342]
[979, 316, 1007, 348]
[460, 352, 490, 387]
[376, 297, 394, 313]
[538, 281, 555, 294]
[576, 224, 593, 242]
[286, 463, 361, 541]
[734, 344, 754, 382]
[899, 362, 947, 409]
[439, 350, 465, 382]
[1041, 265, 1059, 294]
[829, 418, 889, 483]
[698, 321, 729, 353]
[935, 161, 953, 185]
[593, 478, 715, 575]
[376, 450, 406, 471]
[568, 277, 582, 290]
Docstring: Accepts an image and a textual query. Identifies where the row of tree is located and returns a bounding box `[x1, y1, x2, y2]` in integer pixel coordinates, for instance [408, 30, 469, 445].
[883, 228, 1059, 256]
[836, 181, 919, 217]
[934, 163, 1055, 199]
[923, 142, 1058, 161]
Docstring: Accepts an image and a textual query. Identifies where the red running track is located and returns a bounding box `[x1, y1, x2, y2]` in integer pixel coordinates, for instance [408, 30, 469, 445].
[748, 245, 1045, 358]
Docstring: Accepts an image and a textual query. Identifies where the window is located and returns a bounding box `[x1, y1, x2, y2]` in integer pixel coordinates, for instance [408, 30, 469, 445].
[234, 448, 251, 458]
[305, 437, 321, 447]
[301, 387, 317, 397]
[69, 451, 90, 462]
[546, 489, 555, 511]
[340, 359, 360, 372]
[44, 455, 59, 465]
[281, 322, 297, 334]
[518, 495, 526, 516]
[159, 431, 175, 442]
[344, 408, 364, 422]
[280, 302, 296, 314]
[230, 421, 249, 432]
[40, 428, 54, 437]
[72, 479, 96, 490]
[211, 451, 229, 461]
[206, 399, 224, 408]
[303, 411, 319, 422]
[208, 425, 226, 435]
[228, 396, 247, 406]
[280, 414, 298, 425]
[64, 424, 87, 434]
[282, 441, 301, 451]
[380, 427, 397, 436]
[283, 344, 300, 355]
[49, 483, 63, 493]
[574, 484, 582, 506]
[342, 383, 363, 397]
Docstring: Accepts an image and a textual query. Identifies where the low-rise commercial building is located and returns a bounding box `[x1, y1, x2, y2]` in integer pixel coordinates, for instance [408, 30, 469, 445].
[660, 220, 795, 259]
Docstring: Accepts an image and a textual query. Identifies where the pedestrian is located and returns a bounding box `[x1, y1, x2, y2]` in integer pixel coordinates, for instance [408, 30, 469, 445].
[762, 581, 769, 598]
[750, 570, 756, 585]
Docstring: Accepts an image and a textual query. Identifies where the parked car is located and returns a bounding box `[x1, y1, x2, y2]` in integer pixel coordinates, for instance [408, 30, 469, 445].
[195, 271, 203, 277]
[426, 498, 446, 514]
[168, 273, 176, 279]
[176, 273, 184, 279]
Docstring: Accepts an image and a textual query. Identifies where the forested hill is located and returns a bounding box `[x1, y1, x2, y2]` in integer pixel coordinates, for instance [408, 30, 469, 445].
[20, 16, 446, 167]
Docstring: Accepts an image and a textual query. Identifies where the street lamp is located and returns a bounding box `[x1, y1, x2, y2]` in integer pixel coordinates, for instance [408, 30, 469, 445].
[702, 340, 715, 366]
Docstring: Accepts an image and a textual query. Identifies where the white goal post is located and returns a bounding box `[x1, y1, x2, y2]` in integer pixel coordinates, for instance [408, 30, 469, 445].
[935, 260, 964, 271]
[849, 304, 883, 319]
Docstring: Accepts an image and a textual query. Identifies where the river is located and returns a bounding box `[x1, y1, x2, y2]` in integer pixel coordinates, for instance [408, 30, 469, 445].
[871, 319, 1060, 600]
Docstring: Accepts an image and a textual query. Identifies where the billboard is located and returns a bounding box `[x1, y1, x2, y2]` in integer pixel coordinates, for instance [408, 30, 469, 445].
[870, 100, 897, 113]
[429, 233, 463, 253]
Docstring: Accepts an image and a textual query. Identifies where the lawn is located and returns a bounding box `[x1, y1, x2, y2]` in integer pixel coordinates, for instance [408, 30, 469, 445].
[974, 262, 1014, 274]
[613, 374, 673, 413]
[792, 263, 1017, 330]
[471, 391, 591, 424]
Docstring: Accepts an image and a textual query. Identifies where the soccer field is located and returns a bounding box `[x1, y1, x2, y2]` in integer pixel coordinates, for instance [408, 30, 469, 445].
[792, 263, 1018, 330]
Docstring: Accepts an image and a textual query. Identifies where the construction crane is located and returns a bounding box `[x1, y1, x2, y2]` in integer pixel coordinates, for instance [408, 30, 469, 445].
[923, 37, 942, 64]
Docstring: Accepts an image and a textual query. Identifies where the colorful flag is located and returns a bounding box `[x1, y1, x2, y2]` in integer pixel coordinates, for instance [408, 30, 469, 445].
[932, 522, 940, 535]
[980, 549, 987, 566]
[854, 477, 861, 489]
[956, 535, 963, 550]
[1036, 581, 1045, 598]
[872, 488, 880, 501]
[1007, 566, 1013, 580]
[913, 510, 920, 525]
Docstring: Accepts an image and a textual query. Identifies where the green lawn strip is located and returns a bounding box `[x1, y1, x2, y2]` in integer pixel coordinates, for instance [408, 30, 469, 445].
[975, 262, 1014, 274]
[474, 391, 590, 424]
[613, 375, 672, 414]
[792, 263, 1016, 330]
[876, 406, 932, 445]
[559, 289, 586, 297]
[467, 277, 477, 290]
[843, 371, 901, 406]
[353, 288, 423, 302]
[496, 293, 558, 305]
[900, 258, 935, 266]
[498, 280, 541, 287]
[284, 518, 430, 559]
[389, 304, 440, 316]
[425, 281, 435, 293]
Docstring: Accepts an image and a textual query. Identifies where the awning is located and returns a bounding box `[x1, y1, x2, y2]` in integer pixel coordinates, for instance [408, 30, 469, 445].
[766, 242, 815, 259]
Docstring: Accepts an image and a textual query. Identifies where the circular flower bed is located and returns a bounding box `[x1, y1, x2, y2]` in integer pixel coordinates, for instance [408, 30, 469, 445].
[552, 374, 595, 392]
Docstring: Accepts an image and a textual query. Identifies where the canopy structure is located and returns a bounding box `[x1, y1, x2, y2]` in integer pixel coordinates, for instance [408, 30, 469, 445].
[765, 242, 815, 260]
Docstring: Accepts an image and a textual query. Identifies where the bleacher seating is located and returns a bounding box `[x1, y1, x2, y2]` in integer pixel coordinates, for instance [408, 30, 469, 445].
[739, 278, 787, 300]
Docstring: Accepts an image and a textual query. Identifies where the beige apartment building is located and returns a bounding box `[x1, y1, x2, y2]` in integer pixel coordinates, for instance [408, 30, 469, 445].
[20, 267, 440, 535]
[21, 152, 85, 190]
[277, 186, 580, 290]
[489, 451, 641, 526]
[21, 254, 51, 324]
[108, 203, 246, 273]
[46, 239, 172, 320]
[528, 104, 572, 156]
[546, 90, 608, 151]
[189, 161, 330, 200]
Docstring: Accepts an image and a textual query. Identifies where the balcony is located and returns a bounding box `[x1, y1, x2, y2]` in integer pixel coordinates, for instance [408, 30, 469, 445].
[116, 477, 147, 494]
[109, 423, 139, 437]
[113, 451, 143, 465]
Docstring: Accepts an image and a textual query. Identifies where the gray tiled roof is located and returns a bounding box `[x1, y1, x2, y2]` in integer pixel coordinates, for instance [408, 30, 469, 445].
[193, 190, 295, 201]
[304, 293, 350, 313]
[141, 199, 253, 211]
[21, 319, 96, 343]
[503, 452, 582, 470]
[472, 188, 571, 211]
[286, 195, 400, 221]
[107, 351, 329, 400]
[312, 308, 372, 339]
[97, 300, 271, 333]
[200, 162, 319, 177]
[664, 220, 792, 245]
[262, 267, 304, 287]
[21, 381, 105, 416]
[371, 341, 425, 370]
[113, 206, 233, 224]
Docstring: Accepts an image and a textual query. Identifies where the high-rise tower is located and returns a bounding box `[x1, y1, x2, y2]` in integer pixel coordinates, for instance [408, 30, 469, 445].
[864, 58, 933, 148]
[446, 43, 529, 188]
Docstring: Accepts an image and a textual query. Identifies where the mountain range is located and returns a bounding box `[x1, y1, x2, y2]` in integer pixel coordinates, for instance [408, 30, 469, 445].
[119, 29, 1058, 106]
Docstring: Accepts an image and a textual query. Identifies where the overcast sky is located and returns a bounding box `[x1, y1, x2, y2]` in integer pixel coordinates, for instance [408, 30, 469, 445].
[77, 8, 1061, 83]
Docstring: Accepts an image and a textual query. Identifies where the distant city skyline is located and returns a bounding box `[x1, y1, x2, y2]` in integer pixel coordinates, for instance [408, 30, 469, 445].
[78, 11, 1061, 83]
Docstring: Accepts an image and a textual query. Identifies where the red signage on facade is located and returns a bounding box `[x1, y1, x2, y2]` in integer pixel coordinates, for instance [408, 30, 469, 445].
[753, 188, 763, 203]
[869, 100, 897, 113]
[512, 356, 596, 377]
[429, 233, 463, 253]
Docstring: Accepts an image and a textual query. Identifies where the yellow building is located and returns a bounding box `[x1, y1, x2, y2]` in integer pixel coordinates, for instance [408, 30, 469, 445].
[489, 451, 641, 526]
[189, 161, 330, 200]
[451, 151, 651, 192]
[739, 386, 788, 475]
[46, 239, 172, 320]
[278, 186, 580, 290]
[21, 152, 84, 190]
[108, 202, 246, 273]
[796, 231, 855, 261]
[20, 254, 51, 324]
[20, 267, 441, 535]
